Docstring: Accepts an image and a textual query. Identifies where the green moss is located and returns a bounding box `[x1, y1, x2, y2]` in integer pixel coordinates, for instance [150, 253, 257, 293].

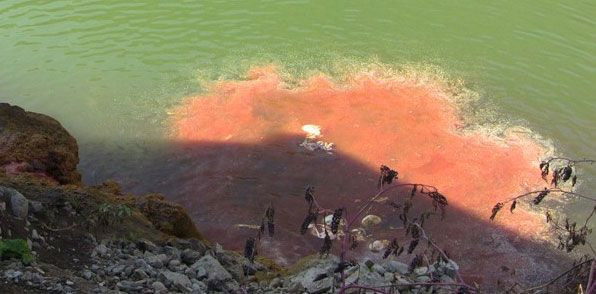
[0, 239, 34, 265]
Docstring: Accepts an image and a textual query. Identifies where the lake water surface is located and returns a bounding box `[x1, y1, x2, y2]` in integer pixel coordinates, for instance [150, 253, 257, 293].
[1, 1, 594, 289]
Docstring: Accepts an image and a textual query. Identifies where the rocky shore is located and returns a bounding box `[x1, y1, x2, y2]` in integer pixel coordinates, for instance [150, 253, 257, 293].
[0, 103, 461, 293]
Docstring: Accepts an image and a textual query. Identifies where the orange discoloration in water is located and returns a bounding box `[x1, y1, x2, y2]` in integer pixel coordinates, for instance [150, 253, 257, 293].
[170, 66, 558, 286]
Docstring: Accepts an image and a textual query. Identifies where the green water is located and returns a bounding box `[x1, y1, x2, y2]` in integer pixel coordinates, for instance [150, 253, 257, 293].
[1, 1, 594, 228]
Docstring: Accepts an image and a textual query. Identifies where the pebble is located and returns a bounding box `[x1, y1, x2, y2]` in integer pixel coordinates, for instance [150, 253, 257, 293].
[361, 214, 382, 226]
[152, 281, 167, 292]
[368, 239, 389, 252]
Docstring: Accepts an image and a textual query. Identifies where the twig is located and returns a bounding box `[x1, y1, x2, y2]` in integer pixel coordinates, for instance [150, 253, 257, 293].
[587, 260, 595, 294]
[41, 223, 76, 232]
[502, 188, 596, 204]
[542, 157, 596, 166]
[522, 258, 593, 293]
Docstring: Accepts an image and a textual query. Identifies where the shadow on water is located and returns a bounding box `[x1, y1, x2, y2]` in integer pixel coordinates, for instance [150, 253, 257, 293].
[80, 133, 573, 290]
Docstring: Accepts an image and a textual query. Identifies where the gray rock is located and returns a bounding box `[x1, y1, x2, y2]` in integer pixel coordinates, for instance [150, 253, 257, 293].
[134, 258, 150, 269]
[111, 264, 125, 275]
[196, 266, 208, 279]
[287, 281, 306, 294]
[31, 229, 42, 241]
[152, 281, 168, 293]
[192, 255, 232, 281]
[309, 277, 333, 294]
[136, 239, 158, 252]
[416, 275, 431, 283]
[444, 260, 459, 278]
[270, 277, 282, 288]
[146, 254, 168, 269]
[191, 254, 239, 292]
[0, 201, 6, 212]
[82, 270, 93, 280]
[414, 266, 428, 276]
[132, 268, 149, 280]
[289, 255, 339, 293]
[191, 282, 207, 293]
[382, 260, 409, 275]
[94, 244, 108, 257]
[0, 187, 28, 219]
[168, 259, 181, 268]
[117, 280, 143, 291]
[162, 246, 180, 258]
[372, 263, 386, 275]
[384, 272, 394, 282]
[185, 267, 197, 280]
[159, 270, 192, 291]
[124, 265, 134, 276]
[23, 271, 44, 285]
[355, 265, 386, 286]
[181, 248, 202, 265]
[28, 201, 43, 213]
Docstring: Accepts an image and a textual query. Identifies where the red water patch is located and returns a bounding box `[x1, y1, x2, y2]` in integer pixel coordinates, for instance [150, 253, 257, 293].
[170, 66, 560, 287]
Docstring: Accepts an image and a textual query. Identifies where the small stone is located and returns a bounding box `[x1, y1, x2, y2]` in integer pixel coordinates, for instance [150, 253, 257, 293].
[132, 269, 149, 280]
[414, 266, 428, 276]
[95, 244, 108, 256]
[368, 239, 389, 253]
[118, 280, 143, 291]
[82, 270, 93, 280]
[384, 272, 394, 282]
[27, 238, 32, 250]
[361, 215, 382, 226]
[28, 201, 43, 213]
[382, 260, 409, 274]
[444, 260, 460, 278]
[196, 266, 207, 279]
[4, 269, 23, 280]
[31, 229, 41, 240]
[146, 254, 166, 269]
[22, 271, 44, 285]
[111, 264, 125, 275]
[0, 202, 6, 211]
[372, 263, 386, 275]
[270, 277, 282, 288]
[152, 281, 167, 293]
[181, 248, 202, 265]
[416, 275, 431, 283]
[168, 259, 181, 268]
[65, 280, 74, 285]
[287, 281, 306, 294]
[136, 239, 158, 252]
[159, 270, 192, 291]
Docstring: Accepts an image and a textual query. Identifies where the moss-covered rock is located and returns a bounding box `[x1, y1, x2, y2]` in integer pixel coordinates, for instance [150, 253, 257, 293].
[0, 103, 80, 185]
[134, 193, 205, 240]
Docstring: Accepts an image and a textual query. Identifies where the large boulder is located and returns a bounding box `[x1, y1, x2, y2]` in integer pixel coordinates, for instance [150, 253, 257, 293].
[0, 103, 80, 184]
[135, 193, 204, 240]
[0, 186, 29, 219]
[289, 255, 339, 293]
